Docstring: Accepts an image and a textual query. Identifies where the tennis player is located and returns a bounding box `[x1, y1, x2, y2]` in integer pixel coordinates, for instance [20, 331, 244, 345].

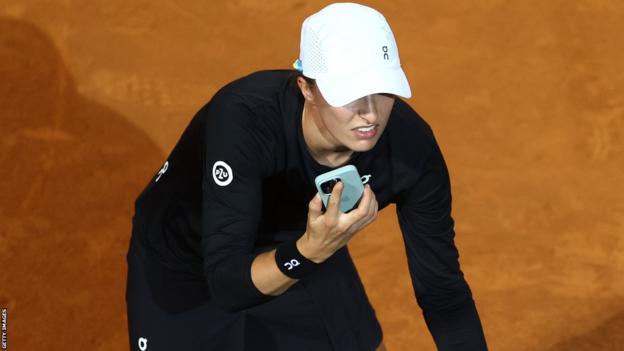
[126, 3, 488, 350]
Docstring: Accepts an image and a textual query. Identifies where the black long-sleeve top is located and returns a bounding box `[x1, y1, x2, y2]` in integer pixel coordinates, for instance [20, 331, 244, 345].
[132, 69, 488, 350]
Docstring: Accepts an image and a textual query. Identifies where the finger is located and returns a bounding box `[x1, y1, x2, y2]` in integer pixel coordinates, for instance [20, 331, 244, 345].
[349, 194, 379, 233]
[367, 186, 378, 217]
[325, 180, 344, 218]
[308, 192, 323, 221]
[343, 184, 371, 222]
[368, 195, 379, 222]
[344, 208, 374, 237]
[348, 184, 378, 227]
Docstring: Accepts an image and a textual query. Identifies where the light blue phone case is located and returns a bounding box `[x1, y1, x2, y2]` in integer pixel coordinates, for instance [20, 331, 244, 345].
[314, 165, 364, 213]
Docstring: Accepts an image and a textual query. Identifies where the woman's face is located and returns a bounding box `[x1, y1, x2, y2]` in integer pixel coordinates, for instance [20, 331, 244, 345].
[308, 83, 395, 153]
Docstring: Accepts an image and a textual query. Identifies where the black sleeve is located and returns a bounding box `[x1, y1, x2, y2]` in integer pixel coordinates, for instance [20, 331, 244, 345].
[200, 92, 277, 313]
[395, 136, 488, 350]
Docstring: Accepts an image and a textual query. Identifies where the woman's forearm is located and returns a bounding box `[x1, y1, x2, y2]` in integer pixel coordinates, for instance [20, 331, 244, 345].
[250, 247, 299, 296]
[250, 236, 321, 296]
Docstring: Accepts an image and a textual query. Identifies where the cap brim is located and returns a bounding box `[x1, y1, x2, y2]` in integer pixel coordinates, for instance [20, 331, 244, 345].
[315, 66, 411, 107]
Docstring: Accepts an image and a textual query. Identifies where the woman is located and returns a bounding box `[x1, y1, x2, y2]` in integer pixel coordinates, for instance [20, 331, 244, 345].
[126, 3, 488, 351]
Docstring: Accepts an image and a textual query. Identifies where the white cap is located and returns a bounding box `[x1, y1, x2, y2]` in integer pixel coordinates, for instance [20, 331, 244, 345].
[295, 3, 411, 107]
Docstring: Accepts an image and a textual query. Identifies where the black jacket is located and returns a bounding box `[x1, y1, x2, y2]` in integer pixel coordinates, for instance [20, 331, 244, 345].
[131, 70, 487, 350]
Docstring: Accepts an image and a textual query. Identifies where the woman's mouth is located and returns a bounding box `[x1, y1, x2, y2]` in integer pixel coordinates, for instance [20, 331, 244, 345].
[353, 125, 378, 139]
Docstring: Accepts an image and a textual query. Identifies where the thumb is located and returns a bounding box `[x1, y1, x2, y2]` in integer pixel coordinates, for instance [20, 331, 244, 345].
[308, 192, 323, 221]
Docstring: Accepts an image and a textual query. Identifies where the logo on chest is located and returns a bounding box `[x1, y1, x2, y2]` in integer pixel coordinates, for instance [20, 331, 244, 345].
[213, 161, 234, 186]
[361, 174, 372, 185]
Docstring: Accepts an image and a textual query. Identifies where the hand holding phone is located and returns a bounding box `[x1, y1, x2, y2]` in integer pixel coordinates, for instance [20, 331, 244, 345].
[300, 166, 378, 264]
[314, 165, 365, 213]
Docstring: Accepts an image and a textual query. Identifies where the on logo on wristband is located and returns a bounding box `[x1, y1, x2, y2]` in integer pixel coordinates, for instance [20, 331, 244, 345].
[283, 259, 300, 270]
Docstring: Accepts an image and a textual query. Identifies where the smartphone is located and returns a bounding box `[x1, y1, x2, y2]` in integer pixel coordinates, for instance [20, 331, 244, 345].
[314, 165, 365, 213]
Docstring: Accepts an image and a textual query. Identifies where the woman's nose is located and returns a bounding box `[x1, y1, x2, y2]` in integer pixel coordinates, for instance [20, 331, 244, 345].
[355, 96, 378, 122]
[357, 110, 377, 124]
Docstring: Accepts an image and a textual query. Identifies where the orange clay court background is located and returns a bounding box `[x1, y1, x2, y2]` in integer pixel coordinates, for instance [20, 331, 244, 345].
[1, 1, 623, 350]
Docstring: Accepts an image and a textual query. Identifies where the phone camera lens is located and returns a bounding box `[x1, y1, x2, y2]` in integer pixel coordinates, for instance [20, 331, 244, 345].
[321, 178, 340, 193]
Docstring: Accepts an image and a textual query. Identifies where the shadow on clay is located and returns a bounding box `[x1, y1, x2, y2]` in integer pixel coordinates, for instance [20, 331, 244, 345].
[545, 309, 624, 351]
[0, 16, 163, 350]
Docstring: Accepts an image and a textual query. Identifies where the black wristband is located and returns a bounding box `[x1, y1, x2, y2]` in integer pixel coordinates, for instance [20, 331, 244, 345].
[274, 240, 320, 279]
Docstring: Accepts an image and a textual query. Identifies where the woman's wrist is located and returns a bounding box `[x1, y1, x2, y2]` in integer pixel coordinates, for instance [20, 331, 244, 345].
[274, 238, 321, 279]
[296, 234, 326, 264]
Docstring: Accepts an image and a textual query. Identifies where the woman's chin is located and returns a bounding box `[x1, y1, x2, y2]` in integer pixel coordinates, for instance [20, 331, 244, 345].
[348, 139, 378, 153]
